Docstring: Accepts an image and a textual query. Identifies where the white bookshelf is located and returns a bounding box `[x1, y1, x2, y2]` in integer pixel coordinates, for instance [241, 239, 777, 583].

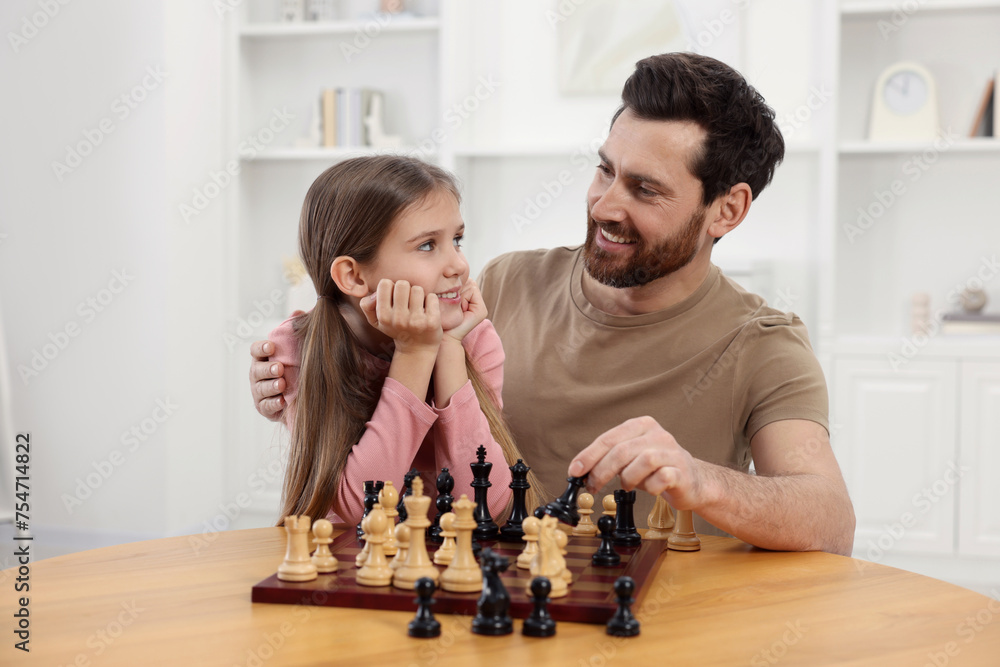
[239, 17, 439, 37]
[839, 139, 1000, 154]
[223, 0, 443, 528]
[246, 146, 433, 160]
[828, 0, 1000, 591]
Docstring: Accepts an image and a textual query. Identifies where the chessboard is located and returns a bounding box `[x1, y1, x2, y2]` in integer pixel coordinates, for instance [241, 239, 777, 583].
[252, 530, 667, 625]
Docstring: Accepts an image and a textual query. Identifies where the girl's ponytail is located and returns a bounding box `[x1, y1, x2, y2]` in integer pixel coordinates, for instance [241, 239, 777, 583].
[278, 297, 377, 524]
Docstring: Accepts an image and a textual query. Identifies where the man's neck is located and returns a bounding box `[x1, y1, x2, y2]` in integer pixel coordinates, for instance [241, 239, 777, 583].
[580, 252, 713, 317]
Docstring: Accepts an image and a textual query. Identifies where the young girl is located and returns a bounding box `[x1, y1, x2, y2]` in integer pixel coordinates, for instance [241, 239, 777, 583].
[270, 155, 541, 526]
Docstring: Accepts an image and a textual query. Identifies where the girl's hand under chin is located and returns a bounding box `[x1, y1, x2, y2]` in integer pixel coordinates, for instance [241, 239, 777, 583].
[442, 278, 487, 344]
[360, 278, 443, 355]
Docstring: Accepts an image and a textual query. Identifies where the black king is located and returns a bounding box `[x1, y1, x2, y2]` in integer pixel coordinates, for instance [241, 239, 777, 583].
[471, 445, 500, 541]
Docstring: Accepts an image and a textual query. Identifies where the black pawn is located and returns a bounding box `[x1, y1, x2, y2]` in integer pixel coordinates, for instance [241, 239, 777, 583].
[591, 515, 621, 567]
[499, 459, 531, 542]
[523, 577, 557, 638]
[397, 468, 418, 523]
[357, 480, 382, 538]
[606, 576, 640, 637]
[541, 475, 587, 526]
[612, 489, 641, 547]
[471, 548, 513, 636]
[471, 445, 499, 542]
[408, 577, 441, 638]
[428, 467, 454, 544]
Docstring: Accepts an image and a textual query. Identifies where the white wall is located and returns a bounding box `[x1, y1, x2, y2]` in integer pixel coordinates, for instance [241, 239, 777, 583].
[0, 0, 227, 558]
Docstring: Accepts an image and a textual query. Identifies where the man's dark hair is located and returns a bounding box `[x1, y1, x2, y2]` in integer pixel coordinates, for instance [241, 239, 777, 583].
[611, 52, 785, 208]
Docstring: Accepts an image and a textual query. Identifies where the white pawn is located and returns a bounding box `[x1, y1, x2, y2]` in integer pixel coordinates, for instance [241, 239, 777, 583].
[311, 518, 338, 573]
[572, 492, 599, 537]
[433, 512, 457, 565]
[379, 481, 399, 556]
[603, 494, 617, 518]
[356, 506, 393, 586]
[355, 505, 381, 568]
[517, 516, 541, 570]
[391, 523, 410, 571]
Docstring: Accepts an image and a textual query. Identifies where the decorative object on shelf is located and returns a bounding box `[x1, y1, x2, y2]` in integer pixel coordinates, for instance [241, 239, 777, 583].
[283, 255, 316, 316]
[968, 73, 995, 138]
[380, 0, 405, 13]
[941, 285, 999, 334]
[869, 62, 940, 141]
[364, 92, 401, 149]
[911, 292, 931, 336]
[960, 287, 988, 314]
[280, 0, 305, 22]
[305, 0, 336, 22]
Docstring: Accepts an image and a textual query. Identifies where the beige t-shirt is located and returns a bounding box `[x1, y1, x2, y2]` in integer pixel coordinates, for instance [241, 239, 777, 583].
[479, 246, 829, 536]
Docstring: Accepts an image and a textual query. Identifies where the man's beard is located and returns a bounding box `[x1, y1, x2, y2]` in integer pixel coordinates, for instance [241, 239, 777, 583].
[582, 205, 707, 288]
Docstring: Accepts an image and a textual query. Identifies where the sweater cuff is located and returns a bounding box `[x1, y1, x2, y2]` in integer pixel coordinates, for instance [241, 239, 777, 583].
[382, 377, 437, 426]
[432, 380, 477, 422]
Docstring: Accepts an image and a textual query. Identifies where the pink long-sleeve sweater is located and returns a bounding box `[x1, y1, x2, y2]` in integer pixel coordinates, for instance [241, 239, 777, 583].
[269, 317, 513, 525]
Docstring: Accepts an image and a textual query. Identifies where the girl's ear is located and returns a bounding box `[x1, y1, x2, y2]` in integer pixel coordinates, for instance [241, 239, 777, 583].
[330, 256, 369, 298]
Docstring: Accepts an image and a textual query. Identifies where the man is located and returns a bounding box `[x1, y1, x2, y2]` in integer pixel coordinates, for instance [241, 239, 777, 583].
[251, 53, 855, 555]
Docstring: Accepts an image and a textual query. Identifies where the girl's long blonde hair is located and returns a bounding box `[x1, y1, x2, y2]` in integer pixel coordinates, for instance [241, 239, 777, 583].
[279, 156, 542, 524]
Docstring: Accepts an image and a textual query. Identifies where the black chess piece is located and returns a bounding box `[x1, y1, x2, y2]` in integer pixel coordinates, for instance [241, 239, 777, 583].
[428, 467, 454, 544]
[612, 489, 641, 547]
[471, 548, 513, 636]
[471, 445, 499, 542]
[541, 475, 587, 526]
[522, 576, 557, 638]
[591, 515, 622, 567]
[357, 480, 382, 538]
[408, 577, 442, 638]
[397, 468, 418, 523]
[606, 576, 640, 637]
[499, 459, 531, 542]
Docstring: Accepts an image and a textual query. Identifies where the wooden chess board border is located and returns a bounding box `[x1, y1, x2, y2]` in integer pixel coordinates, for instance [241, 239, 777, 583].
[251, 531, 667, 625]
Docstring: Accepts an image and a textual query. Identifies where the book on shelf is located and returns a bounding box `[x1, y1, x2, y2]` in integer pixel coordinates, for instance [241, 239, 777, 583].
[969, 71, 997, 138]
[320, 87, 379, 148]
[941, 312, 1000, 335]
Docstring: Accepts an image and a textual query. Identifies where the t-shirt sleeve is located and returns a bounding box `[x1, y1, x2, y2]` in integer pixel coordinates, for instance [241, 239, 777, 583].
[477, 253, 510, 320]
[736, 315, 830, 441]
[431, 320, 512, 518]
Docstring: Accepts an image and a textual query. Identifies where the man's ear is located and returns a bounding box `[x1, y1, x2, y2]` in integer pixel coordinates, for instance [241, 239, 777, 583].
[707, 182, 752, 241]
[330, 256, 369, 298]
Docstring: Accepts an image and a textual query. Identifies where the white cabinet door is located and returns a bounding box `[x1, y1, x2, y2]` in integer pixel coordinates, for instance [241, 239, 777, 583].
[833, 358, 957, 556]
[959, 361, 1000, 557]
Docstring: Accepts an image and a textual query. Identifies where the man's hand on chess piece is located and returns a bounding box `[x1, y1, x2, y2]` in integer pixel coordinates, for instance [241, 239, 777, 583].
[569, 416, 708, 511]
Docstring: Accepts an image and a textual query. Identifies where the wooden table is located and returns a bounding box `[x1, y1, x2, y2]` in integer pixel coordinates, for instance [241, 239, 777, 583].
[3, 528, 999, 666]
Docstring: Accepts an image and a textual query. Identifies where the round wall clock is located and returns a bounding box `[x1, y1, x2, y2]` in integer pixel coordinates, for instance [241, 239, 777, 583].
[868, 62, 940, 141]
